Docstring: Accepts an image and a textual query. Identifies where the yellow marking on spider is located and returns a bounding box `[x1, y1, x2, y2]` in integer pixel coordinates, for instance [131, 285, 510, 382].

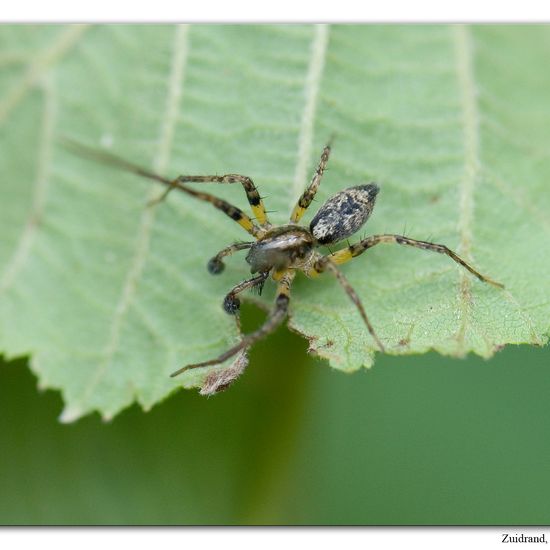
[329, 248, 354, 265]
[272, 269, 288, 281]
[252, 204, 268, 226]
[290, 204, 306, 223]
[237, 216, 256, 233]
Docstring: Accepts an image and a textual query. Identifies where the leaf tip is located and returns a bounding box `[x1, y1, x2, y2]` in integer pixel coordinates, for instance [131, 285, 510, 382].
[58, 404, 84, 424]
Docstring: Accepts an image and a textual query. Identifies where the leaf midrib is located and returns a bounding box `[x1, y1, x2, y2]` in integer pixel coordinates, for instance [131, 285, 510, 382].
[289, 24, 330, 210]
[454, 26, 540, 348]
[453, 24, 479, 347]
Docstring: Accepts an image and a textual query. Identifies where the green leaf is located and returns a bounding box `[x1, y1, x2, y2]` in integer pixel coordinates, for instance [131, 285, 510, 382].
[1, 24, 549, 421]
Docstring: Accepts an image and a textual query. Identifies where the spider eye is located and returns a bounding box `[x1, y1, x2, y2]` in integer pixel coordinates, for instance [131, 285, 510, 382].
[310, 184, 379, 244]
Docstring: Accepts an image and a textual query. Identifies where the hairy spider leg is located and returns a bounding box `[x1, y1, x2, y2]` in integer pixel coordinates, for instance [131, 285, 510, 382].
[327, 234, 504, 288]
[172, 186, 263, 237]
[307, 255, 385, 352]
[62, 139, 263, 238]
[290, 143, 332, 223]
[153, 173, 270, 229]
[207, 241, 255, 275]
[222, 271, 270, 315]
[171, 270, 296, 376]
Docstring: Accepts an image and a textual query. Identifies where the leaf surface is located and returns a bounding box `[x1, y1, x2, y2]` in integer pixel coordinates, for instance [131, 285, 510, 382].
[1, 25, 549, 419]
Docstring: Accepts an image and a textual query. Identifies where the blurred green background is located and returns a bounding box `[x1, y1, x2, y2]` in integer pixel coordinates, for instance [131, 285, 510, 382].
[1, 304, 548, 525]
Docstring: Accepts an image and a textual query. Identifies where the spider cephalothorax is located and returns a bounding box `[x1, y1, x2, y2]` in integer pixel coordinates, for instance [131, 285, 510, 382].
[67, 140, 503, 386]
[245, 225, 316, 274]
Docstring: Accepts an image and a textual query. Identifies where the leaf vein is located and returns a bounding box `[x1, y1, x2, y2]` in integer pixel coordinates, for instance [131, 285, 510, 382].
[453, 25, 479, 349]
[290, 24, 330, 209]
[0, 25, 88, 125]
[0, 76, 56, 294]
[79, 25, 190, 406]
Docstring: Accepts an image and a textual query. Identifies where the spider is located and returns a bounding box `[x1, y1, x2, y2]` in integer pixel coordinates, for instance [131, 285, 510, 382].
[66, 140, 503, 381]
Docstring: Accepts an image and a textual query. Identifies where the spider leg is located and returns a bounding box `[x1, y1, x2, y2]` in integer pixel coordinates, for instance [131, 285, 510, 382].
[152, 173, 270, 229]
[171, 270, 295, 376]
[199, 271, 269, 393]
[62, 139, 264, 238]
[207, 241, 255, 275]
[290, 142, 332, 223]
[327, 234, 504, 288]
[173, 186, 263, 237]
[307, 255, 385, 352]
[221, 271, 270, 315]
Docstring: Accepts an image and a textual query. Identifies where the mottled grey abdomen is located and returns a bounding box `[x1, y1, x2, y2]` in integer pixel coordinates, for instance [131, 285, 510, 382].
[310, 184, 379, 244]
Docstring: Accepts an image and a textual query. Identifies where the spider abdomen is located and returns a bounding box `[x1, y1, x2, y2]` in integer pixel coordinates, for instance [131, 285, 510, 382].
[246, 225, 314, 273]
[310, 184, 379, 244]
